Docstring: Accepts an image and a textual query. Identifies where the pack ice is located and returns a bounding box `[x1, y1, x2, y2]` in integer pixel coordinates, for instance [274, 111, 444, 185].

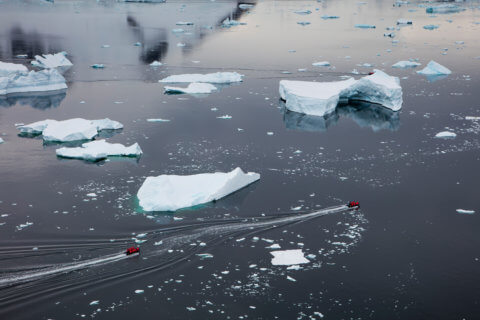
[417, 60, 451, 76]
[270, 249, 310, 266]
[164, 82, 217, 94]
[56, 140, 142, 161]
[0, 61, 28, 77]
[0, 69, 67, 95]
[137, 167, 260, 211]
[18, 118, 123, 142]
[159, 72, 243, 84]
[31, 52, 73, 69]
[279, 70, 402, 116]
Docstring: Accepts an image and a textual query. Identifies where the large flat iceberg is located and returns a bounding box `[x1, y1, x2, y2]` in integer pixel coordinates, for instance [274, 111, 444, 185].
[31, 52, 73, 70]
[56, 139, 142, 161]
[270, 249, 310, 266]
[0, 61, 28, 77]
[164, 82, 217, 94]
[137, 167, 260, 211]
[18, 118, 123, 142]
[0, 69, 67, 96]
[159, 72, 243, 84]
[279, 69, 402, 116]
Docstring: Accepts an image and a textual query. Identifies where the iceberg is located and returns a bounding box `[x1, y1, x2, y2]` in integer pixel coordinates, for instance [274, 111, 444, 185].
[56, 140, 142, 161]
[0, 69, 67, 96]
[434, 131, 456, 138]
[312, 61, 330, 67]
[417, 60, 451, 76]
[164, 82, 217, 94]
[426, 4, 465, 14]
[280, 69, 402, 116]
[270, 249, 310, 266]
[137, 167, 260, 211]
[18, 118, 123, 142]
[0, 61, 28, 77]
[159, 72, 243, 84]
[31, 52, 73, 70]
[392, 61, 421, 68]
[456, 209, 475, 215]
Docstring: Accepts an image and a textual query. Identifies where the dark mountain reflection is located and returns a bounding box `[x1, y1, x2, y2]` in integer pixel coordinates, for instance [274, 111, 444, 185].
[0, 90, 66, 110]
[0, 26, 62, 60]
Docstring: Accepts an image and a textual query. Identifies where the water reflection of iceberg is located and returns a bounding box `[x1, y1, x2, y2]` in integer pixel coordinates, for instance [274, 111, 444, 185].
[283, 101, 400, 132]
[0, 90, 66, 110]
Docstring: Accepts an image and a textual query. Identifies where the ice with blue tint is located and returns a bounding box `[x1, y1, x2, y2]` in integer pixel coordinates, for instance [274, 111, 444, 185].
[417, 60, 451, 76]
[31, 52, 72, 70]
[392, 61, 421, 68]
[355, 24, 375, 29]
[0, 69, 67, 95]
[0, 61, 28, 77]
[426, 4, 465, 14]
[164, 82, 217, 95]
[159, 72, 243, 84]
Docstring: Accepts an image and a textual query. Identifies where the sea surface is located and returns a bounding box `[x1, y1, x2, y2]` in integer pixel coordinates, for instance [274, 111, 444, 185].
[0, 0, 479, 319]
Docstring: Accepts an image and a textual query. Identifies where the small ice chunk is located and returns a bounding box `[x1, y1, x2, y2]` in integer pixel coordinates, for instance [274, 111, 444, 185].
[239, 4, 254, 10]
[222, 18, 246, 27]
[176, 21, 193, 25]
[196, 253, 213, 259]
[392, 61, 421, 68]
[297, 21, 311, 26]
[31, 52, 72, 69]
[171, 28, 184, 33]
[0, 61, 28, 77]
[164, 82, 217, 94]
[456, 209, 475, 214]
[56, 140, 142, 161]
[217, 115, 232, 119]
[266, 244, 281, 249]
[397, 19, 412, 25]
[434, 131, 456, 138]
[355, 24, 376, 29]
[159, 72, 243, 84]
[134, 290, 144, 294]
[312, 61, 330, 67]
[417, 60, 451, 75]
[270, 249, 310, 266]
[91, 64, 105, 69]
[186, 307, 196, 311]
[150, 61, 163, 67]
[294, 10, 311, 15]
[286, 275, 297, 282]
[147, 118, 170, 122]
[426, 4, 465, 14]
[0, 138, 4, 144]
[423, 25, 439, 30]
[89, 300, 100, 306]
[137, 167, 260, 211]
[321, 15, 339, 19]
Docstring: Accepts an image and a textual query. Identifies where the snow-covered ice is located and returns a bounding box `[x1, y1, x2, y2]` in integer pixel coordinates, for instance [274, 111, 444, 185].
[18, 118, 123, 142]
[392, 61, 421, 68]
[56, 140, 142, 161]
[159, 72, 243, 84]
[417, 61, 451, 76]
[280, 70, 402, 116]
[137, 167, 260, 211]
[31, 52, 72, 69]
[0, 69, 67, 95]
[164, 82, 217, 94]
[434, 131, 456, 138]
[0, 61, 28, 77]
[270, 249, 310, 266]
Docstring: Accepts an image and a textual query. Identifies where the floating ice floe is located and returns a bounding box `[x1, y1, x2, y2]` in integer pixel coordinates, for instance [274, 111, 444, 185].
[164, 82, 217, 94]
[397, 19, 412, 25]
[0, 138, 4, 144]
[270, 249, 310, 266]
[297, 21, 311, 26]
[18, 118, 122, 142]
[456, 209, 475, 215]
[159, 72, 243, 84]
[91, 64, 105, 69]
[417, 60, 451, 76]
[56, 140, 142, 161]
[321, 15, 339, 19]
[279, 69, 402, 116]
[355, 24, 375, 29]
[137, 167, 260, 211]
[0, 69, 67, 95]
[392, 61, 421, 68]
[423, 24, 439, 30]
[434, 131, 456, 138]
[426, 4, 465, 14]
[31, 52, 73, 70]
[222, 18, 246, 27]
[0, 61, 28, 77]
[147, 118, 170, 122]
[150, 61, 162, 67]
[312, 61, 330, 67]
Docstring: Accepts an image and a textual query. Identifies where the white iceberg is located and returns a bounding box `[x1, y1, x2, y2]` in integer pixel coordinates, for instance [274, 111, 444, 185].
[56, 140, 142, 161]
[270, 249, 310, 266]
[137, 167, 260, 211]
[392, 61, 421, 68]
[312, 61, 330, 67]
[18, 118, 123, 142]
[31, 52, 72, 69]
[434, 131, 456, 138]
[0, 61, 28, 77]
[417, 60, 451, 76]
[164, 82, 217, 94]
[456, 209, 475, 215]
[0, 69, 67, 96]
[159, 72, 243, 84]
[280, 69, 402, 116]
[149, 61, 163, 67]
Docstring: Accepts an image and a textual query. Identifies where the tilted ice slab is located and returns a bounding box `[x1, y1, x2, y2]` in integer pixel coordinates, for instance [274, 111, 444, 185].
[417, 60, 451, 76]
[18, 118, 123, 142]
[270, 249, 310, 266]
[137, 167, 260, 211]
[164, 82, 217, 94]
[159, 72, 243, 84]
[56, 139, 142, 161]
[0, 61, 28, 77]
[31, 52, 73, 69]
[279, 69, 402, 116]
[0, 69, 67, 96]
[392, 61, 421, 68]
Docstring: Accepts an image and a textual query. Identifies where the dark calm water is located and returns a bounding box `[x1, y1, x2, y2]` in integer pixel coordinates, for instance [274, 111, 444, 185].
[1, 0, 480, 319]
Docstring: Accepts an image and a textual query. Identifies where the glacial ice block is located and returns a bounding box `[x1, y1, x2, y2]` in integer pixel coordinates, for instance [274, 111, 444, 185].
[279, 78, 356, 116]
[280, 69, 403, 116]
[0, 69, 67, 96]
[392, 61, 421, 68]
[164, 82, 217, 94]
[270, 249, 310, 266]
[31, 52, 73, 69]
[417, 60, 451, 76]
[159, 72, 243, 84]
[18, 118, 123, 142]
[0, 61, 28, 77]
[56, 140, 142, 161]
[137, 167, 260, 211]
